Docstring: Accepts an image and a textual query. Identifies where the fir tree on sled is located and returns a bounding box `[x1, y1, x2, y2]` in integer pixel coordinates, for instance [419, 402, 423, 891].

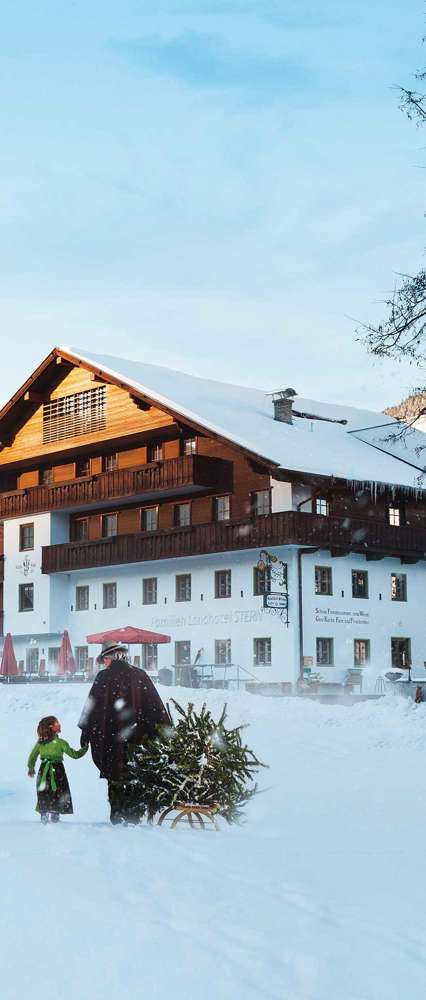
[127, 700, 265, 829]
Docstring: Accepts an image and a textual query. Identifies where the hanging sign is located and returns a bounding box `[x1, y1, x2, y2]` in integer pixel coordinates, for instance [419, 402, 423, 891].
[263, 592, 288, 610]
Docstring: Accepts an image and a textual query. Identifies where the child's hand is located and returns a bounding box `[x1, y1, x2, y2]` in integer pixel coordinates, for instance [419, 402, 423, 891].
[28, 770, 35, 778]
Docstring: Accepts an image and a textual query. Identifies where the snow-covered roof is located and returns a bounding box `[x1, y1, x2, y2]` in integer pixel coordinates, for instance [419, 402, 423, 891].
[60, 347, 426, 492]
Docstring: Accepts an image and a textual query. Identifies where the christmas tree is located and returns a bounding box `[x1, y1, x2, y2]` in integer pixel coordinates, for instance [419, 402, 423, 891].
[127, 699, 265, 823]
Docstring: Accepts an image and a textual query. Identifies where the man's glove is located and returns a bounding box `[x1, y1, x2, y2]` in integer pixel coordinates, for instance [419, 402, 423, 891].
[80, 732, 89, 749]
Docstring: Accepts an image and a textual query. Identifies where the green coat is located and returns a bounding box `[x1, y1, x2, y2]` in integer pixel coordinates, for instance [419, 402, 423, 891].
[28, 737, 87, 772]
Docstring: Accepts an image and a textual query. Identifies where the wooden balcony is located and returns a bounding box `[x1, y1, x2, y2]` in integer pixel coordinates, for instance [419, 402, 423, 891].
[41, 509, 426, 574]
[0, 456, 232, 519]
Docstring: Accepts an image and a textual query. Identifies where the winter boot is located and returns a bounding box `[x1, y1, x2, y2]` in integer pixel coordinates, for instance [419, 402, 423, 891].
[40, 814, 49, 824]
[50, 813, 60, 823]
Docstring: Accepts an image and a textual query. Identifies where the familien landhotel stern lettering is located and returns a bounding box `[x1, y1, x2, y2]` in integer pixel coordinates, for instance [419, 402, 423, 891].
[151, 609, 264, 629]
[315, 608, 370, 626]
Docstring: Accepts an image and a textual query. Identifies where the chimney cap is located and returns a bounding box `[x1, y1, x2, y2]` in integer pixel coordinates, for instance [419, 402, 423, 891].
[272, 388, 297, 401]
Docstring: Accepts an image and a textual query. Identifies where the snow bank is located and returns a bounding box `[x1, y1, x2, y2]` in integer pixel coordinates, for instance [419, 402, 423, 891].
[1, 683, 426, 999]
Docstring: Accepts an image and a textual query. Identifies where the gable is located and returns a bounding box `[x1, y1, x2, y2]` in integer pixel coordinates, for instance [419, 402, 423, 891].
[0, 362, 176, 468]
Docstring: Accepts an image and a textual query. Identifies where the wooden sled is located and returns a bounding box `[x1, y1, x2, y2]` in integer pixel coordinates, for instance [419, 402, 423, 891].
[157, 802, 219, 831]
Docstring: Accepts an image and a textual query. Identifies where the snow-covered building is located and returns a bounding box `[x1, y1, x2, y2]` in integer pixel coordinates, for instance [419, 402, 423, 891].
[1, 346, 426, 688]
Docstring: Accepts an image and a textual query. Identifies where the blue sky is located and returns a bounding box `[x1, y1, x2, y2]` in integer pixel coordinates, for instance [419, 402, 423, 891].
[0, 0, 425, 410]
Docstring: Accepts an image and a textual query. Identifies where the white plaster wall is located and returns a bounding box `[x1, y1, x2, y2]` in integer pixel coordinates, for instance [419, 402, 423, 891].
[3, 514, 52, 637]
[271, 480, 292, 512]
[301, 550, 426, 682]
[37, 548, 299, 683]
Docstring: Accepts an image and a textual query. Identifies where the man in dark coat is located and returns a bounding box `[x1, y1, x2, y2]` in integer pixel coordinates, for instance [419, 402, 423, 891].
[78, 643, 170, 823]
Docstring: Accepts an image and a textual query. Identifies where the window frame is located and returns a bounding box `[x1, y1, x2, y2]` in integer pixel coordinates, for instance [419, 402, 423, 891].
[142, 644, 158, 671]
[215, 569, 232, 599]
[102, 452, 118, 473]
[215, 639, 232, 665]
[214, 496, 231, 522]
[352, 569, 369, 600]
[73, 517, 89, 542]
[175, 573, 192, 602]
[147, 442, 163, 463]
[76, 585, 89, 612]
[142, 577, 158, 605]
[391, 637, 411, 668]
[19, 582, 34, 613]
[253, 565, 271, 596]
[316, 637, 334, 666]
[75, 457, 91, 478]
[174, 502, 192, 528]
[315, 565, 333, 596]
[142, 506, 159, 532]
[102, 582, 117, 610]
[174, 640, 191, 665]
[354, 638, 370, 666]
[253, 489, 271, 517]
[19, 522, 34, 552]
[315, 498, 330, 516]
[101, 512, 118, 538]
[253, 637, 272, 666]
[391, 573, 407, 602]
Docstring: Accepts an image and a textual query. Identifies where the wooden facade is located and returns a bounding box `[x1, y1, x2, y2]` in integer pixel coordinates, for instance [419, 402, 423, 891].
[1, 349, 426, 590]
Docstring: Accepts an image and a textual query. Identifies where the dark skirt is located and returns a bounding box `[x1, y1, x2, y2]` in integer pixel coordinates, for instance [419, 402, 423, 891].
[36, 761, 73, 815]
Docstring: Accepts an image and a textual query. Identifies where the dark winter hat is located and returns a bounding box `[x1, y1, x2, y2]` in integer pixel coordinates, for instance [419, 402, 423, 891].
[96, 642, 128, 664]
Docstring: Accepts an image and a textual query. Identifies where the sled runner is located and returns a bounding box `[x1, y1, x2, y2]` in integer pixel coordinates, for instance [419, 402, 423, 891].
[157, 802, 219, 831]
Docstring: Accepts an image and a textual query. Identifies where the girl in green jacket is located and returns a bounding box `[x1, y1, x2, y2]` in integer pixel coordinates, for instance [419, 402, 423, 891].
[27, 715, 87, 823]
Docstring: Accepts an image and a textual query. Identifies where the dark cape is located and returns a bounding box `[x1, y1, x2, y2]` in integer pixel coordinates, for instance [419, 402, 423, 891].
[78, 659, 170, 781]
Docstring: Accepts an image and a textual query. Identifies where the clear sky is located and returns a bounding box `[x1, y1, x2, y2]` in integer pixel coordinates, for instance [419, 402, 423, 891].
[0, 0, 425, 411]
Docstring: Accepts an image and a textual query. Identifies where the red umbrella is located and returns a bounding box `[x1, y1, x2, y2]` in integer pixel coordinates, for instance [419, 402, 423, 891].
[58, 630, 76, 674]
[86, 625, 171, 645]
[0, 633, 19, 677]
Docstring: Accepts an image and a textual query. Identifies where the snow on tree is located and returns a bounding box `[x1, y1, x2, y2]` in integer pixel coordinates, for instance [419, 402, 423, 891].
[127, 699, 265, 823]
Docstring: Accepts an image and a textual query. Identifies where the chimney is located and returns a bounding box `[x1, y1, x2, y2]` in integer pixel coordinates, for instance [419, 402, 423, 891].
[272, 389, 297, 424]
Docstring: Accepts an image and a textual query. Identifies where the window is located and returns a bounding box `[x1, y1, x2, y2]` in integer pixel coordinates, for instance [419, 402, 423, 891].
[214, 496, 231, 521]
[254, 638, 272, 665]
[19, 583, 34, 612]
[174, 503, 191, 527]
[182, 438, 197, 455]
[142, 644, 158, 671]
[176, 574, 191, 602]
[315, 498, 330, 516]
[354, 639, 370, 666]
[25, 648, 39, 673]
[215, 569, 231, 598]
[175, 640, 191, 665]
[142, 578, 157, 605]
[43, 386, 106, 444]
[103, 582, 117, 609]
[48, 648, 60, 671]
[142, 507, 158, 532]
[253, 565, 271, 596]
[19, 523, 34, 551]
[41, 468, 53, 485]
[352, 570, 369, 599]
[73, 517, 89, 542]
[101, 513, 118, 538]
[391, 637, 411, 668]
[147, 443, 163, 462]
[388, 505, 405, 527]
[76, 646, 88, 670]
[76, 585, 89, 611]
[253, 490, 271, 516]
[316, 637, 333, 666]
[215, 639, 231, 664]
[315, 566, 333, 596]
[75, 457, 90, 478]
[102, 452, 117, 473]
[391, 573, 407, 601]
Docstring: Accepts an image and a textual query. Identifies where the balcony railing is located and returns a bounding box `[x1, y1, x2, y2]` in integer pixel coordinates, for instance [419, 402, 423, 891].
[41, 509, 426, 574]
[0, 455, 232, 519]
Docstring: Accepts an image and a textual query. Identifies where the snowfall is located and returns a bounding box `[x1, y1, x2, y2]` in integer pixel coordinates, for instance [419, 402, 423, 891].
[1, 684, 426, 1000]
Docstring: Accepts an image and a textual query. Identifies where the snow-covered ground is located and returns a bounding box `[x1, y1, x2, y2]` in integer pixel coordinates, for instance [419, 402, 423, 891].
[1, 684, 426, 1000]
